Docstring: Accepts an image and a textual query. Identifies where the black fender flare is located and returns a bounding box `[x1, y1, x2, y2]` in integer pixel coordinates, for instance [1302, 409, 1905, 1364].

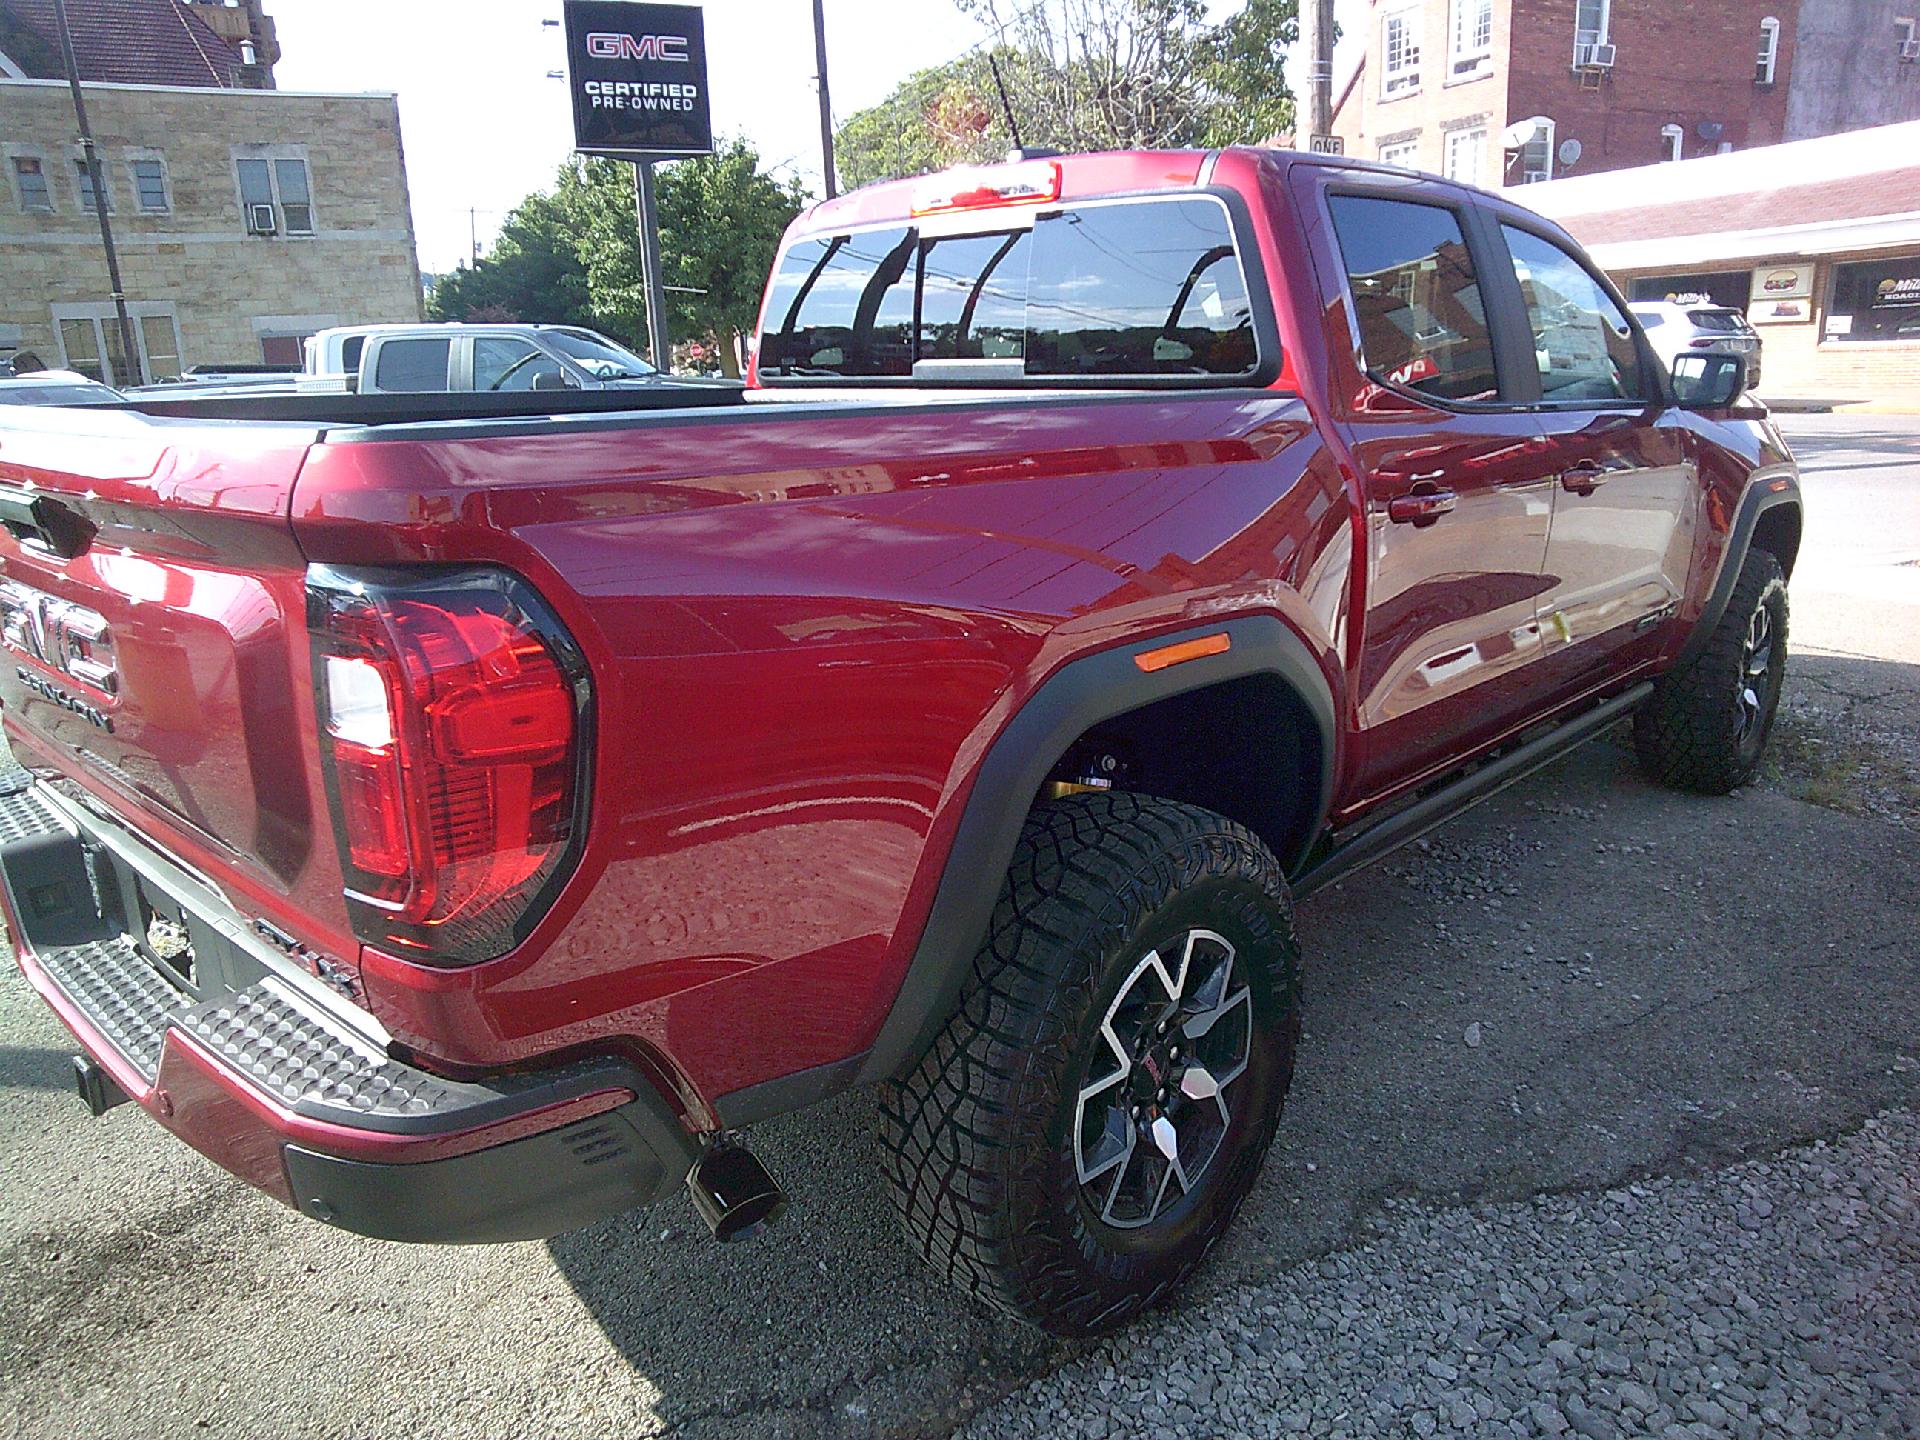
[855, 614, 1337, 1087]
[1675, 473, 1802, 671]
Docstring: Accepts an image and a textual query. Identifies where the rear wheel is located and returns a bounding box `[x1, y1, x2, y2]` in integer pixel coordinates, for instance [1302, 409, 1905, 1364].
[1635, 547, 1788, 794]
[878, 792, 1301, 1336]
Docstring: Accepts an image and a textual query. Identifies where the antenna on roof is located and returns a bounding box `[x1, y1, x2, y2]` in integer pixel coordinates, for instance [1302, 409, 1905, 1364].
[987, 53, 1025, 152]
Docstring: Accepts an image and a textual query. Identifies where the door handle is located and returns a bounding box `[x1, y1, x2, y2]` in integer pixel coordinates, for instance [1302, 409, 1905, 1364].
[1560, 461, 1606, 495]
[1386, 488, 1457, 527]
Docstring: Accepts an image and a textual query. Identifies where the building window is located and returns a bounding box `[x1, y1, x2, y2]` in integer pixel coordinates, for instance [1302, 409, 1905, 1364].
[1824, 257, 1920, 344]
[235, 151, 315, 236]
[1383, 9, 1422, 95]
[1451, 0, 1493, 76]
[1756, 16, 1781, 84]
[1520, 119, 1555, 183]
[51, 304, 183, 386]
[10, 155, 52, 212]
[73, 158, 111, 214]
[130, 157, 169, 213]
[1378, 138, 1421, 168]
[1660, 124, 1685, 162]
[1574, 0, 1610, 61]
[1444, 127, 1487, 186]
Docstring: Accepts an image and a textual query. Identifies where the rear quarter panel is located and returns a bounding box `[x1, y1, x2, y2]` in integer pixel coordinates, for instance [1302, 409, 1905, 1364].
[292, 392, 1351, 1118]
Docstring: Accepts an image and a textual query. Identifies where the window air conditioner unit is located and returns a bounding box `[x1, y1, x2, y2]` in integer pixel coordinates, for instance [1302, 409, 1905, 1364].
[1575, 41, 1617, 69]
[1900, 39, 1920, 61]
[246, 202, 277, 235]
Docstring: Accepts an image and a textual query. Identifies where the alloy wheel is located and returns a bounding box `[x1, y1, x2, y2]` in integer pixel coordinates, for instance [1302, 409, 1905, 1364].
[1073, 929, 1253, 1229]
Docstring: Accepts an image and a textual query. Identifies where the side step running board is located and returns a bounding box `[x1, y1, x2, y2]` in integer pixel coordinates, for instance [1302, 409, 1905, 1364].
[1292, 683, 1653, 900]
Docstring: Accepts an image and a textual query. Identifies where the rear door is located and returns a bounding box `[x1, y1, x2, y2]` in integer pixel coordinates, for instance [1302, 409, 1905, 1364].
[1314, 184, 1563, 805]
[1495, 223, 1698, 682]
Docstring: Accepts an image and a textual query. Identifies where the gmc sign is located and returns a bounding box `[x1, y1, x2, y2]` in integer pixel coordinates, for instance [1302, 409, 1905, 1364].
[585, 31, 689, 62]
[564, 0, 712, 159]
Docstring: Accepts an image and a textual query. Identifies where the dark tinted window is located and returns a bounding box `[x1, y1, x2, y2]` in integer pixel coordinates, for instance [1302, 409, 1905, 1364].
[1687, 308, 1748, 334]
[372, 337, 452, 392]
[759, 227, 916, 377]
[1025, 200, 1256, 377]
[757, 198, 1263, 382]
[1501, 226, 1645, 402]
[1328, 195, 1499, 402]
[920, 231, 1030, 360]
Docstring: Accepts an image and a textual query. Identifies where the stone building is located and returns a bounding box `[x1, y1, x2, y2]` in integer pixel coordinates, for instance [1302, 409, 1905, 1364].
[1327, 0, 1920, 188]
[0, 0, 420, 381]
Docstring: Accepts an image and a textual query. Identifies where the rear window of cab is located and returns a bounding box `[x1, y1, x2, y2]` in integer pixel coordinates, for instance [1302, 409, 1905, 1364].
[755, 195, 1262, 385]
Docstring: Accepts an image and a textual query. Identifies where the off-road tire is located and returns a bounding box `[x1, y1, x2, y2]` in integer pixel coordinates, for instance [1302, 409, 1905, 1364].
[1634, 547, 1788, 794]
[878, 791, 1302, 1336]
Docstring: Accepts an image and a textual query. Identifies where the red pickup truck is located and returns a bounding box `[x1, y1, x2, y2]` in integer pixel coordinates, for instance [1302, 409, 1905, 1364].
[0, 148, 1799, 1335]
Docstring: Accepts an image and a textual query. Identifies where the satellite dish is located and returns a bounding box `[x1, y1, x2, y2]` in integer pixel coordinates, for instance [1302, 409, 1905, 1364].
[1698, 120, 1724, 140]
[1502, 116, 1551, 149]
[1558, 137, 1583, 166]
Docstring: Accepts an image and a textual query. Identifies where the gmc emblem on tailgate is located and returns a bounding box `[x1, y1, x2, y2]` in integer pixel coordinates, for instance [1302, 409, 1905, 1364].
[0, 579, 118, 729]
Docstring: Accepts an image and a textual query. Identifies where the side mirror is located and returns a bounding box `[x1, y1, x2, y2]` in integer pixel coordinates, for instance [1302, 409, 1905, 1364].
[531, 370, 574, 391]
[1671, 351, 1745, 408]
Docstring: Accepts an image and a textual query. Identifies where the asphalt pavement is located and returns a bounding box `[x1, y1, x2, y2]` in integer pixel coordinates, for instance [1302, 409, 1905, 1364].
[0, 415, 1915, 1440]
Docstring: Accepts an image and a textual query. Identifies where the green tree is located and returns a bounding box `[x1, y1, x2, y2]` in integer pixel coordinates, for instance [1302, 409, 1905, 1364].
[429, 187, 601, 334]
[834, 0, 1300, 187]
[430, 139, 807, 374]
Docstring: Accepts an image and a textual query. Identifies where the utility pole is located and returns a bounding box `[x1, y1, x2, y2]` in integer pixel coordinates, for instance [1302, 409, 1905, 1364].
[470, 208, 480, 265]
[632, 161, 669, 368]
[1301, 0, 1336, 147]
[53, 0, 139, 384]
[812, 0, 837, 198]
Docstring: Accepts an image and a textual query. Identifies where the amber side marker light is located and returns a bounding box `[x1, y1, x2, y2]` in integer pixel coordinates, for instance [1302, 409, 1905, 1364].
[1134, 632, 1232, 673]
[1768, 477, 1792, 492]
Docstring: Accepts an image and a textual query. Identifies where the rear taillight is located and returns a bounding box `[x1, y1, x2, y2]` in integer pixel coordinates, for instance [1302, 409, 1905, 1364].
[307, 565, 591, 965]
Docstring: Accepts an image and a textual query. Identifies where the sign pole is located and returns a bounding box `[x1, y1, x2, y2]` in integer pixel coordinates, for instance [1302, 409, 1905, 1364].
[563, 0, 714, 373]
[53, 0, 139, 384]
[812, 0, 836, 198]
[632, 159, 669, 369]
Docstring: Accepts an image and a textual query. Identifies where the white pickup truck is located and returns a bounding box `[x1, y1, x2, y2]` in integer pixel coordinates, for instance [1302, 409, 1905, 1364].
[301, 322, 712, 394]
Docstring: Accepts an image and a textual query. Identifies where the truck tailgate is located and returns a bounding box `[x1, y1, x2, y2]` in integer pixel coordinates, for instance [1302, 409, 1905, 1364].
[0, 408, 349, 947]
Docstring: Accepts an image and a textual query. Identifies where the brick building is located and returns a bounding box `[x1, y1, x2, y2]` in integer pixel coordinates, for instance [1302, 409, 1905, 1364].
[1520, 120, 1920, 407]
[1329, 0, 1920, 188]
[0, 0, 420, 382]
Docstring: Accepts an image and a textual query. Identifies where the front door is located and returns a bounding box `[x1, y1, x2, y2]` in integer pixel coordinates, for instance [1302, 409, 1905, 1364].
[1320, 191, 1563, 806]
[1497, 224, 1699, 682]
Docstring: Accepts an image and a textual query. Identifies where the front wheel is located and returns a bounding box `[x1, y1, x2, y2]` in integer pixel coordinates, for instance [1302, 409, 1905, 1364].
[878, 792, 1301, 1336]
[1635, 546, 1788, 794]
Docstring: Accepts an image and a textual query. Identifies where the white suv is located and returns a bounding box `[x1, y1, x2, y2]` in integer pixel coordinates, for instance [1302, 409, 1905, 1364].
[1630, 300, 1763, 390]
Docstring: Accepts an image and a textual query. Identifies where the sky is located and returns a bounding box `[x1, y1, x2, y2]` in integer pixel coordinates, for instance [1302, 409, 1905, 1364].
[269, 0, 1363, 275]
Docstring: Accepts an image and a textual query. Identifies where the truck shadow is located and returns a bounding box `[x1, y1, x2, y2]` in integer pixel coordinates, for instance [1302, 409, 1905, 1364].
[546, 656, 1920, 1439]
[0, 1044, 78, 1092]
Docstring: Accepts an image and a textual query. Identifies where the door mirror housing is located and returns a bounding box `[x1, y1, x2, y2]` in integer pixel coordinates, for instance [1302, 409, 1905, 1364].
[1671, 351, 1745, 408]
[531, 369, 575, 391]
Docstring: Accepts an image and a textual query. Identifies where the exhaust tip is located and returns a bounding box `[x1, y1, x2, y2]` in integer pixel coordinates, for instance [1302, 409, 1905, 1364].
[685, 1140, 786, 1243]
[71, 1054, 128, 1117]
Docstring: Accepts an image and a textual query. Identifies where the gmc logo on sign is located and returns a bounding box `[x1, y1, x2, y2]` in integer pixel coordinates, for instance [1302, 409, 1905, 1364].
[585, 31, 689, 61]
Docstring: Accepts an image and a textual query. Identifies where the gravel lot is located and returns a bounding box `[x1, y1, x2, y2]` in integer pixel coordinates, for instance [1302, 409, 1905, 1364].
[0, 415, 1915, 1439]
[963, 1112, 1920, 1440]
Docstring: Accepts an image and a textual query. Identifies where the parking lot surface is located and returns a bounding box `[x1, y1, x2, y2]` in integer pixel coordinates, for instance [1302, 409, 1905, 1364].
[1, 415, 1915, 1440]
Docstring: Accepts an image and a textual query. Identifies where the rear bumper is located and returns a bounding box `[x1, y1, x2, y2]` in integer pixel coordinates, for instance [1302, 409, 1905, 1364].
[0, 774, 698, 1242]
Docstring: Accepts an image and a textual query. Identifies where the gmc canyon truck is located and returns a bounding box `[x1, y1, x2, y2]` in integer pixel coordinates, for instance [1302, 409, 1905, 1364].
[0, 148, 1799, 1336]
